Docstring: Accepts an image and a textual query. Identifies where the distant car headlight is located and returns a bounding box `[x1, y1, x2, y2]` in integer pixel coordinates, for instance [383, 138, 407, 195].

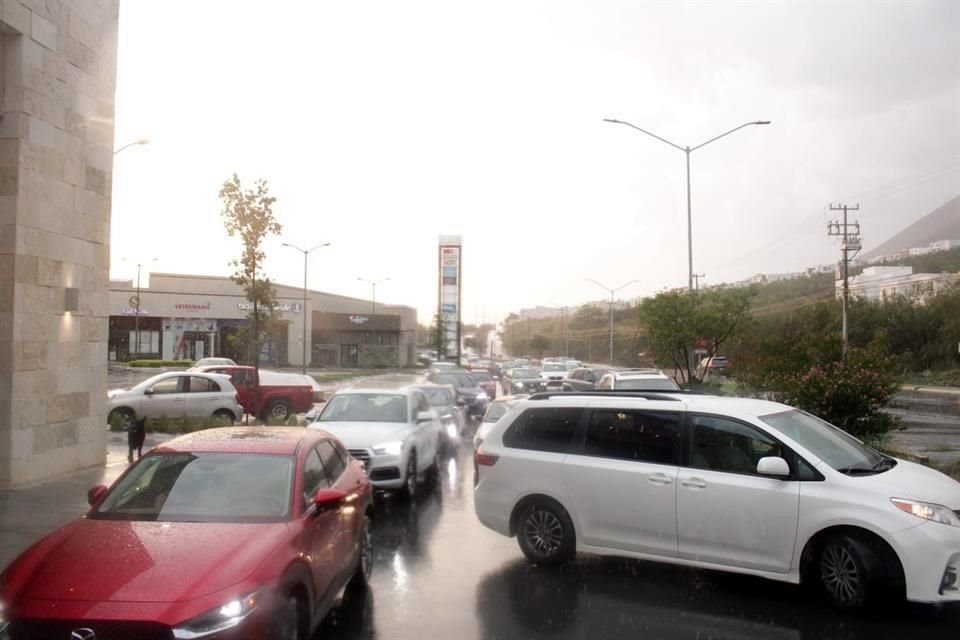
[891, 498, 960, 527]
[172, 589, 261, 639]
[373, 441, 404, 456]
[515, 382, 524, 389]
[477, 391, 488, 400]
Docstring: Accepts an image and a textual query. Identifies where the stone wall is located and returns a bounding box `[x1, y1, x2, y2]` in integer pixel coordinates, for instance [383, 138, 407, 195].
[0, 0, 119, 487]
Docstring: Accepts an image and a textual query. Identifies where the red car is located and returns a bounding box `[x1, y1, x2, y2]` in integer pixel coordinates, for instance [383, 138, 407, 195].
[0, 427, 372, 640]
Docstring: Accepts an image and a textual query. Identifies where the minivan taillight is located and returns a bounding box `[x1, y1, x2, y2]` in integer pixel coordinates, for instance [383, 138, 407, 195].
[475, 451, 499, 466]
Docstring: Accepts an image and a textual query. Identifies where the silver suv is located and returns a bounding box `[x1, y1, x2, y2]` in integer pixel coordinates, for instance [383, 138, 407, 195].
[596, 368, 680, 391]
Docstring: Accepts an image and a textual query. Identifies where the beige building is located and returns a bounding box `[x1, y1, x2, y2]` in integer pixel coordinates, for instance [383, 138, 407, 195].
[0, 2, 120, 488]
[109, 273, 418, 369]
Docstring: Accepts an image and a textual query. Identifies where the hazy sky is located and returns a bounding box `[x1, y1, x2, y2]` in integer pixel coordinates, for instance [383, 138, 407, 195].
[109, 0, 960, 325]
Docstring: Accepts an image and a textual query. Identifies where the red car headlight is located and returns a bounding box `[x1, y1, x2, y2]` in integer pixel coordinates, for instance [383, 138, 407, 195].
[171, 589, 261, 639]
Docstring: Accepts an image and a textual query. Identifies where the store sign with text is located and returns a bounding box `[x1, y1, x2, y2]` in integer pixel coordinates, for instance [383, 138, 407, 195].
[438, 236, 462, 360]
[237, 302, 302, 313]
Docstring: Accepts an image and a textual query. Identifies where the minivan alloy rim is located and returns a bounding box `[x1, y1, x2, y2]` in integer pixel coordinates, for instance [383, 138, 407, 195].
[524, 510, 563, 555]
[820, 544, 861, 604]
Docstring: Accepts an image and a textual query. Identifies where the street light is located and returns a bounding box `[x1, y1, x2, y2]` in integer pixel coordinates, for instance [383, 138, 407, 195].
[604, 118, 770, 291]
[113, 138, 149, 155]
[282, 241, 331, 374]
[357, 277, 390, 315]
[586, 278, 639, 366]
[123, 258, 157, 358]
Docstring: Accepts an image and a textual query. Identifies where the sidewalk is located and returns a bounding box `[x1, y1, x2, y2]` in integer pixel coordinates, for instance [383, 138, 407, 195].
[0, 431, 174, 571]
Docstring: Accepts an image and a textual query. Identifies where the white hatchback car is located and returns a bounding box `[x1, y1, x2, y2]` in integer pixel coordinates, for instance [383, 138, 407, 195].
[107, 371, 243, 428]
[474, 392, 960, 610]
[596, 368, 681, 391]
[311, 387, 443, 499]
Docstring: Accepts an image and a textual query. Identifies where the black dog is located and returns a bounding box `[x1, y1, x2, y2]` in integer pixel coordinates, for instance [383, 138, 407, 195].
[127, 419, 146, 463]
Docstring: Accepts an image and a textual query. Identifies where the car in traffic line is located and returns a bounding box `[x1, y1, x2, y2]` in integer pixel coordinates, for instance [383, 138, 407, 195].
[562, 367, 614, 391]
[596, 368, 681, 391]
[473, 391, 960, 610]
[500, 367, 546, 396]
[0, 427, 373, 640]
[468, 369, 498, 400]
[106, 371, 244, 430]
[473, 394, 527, 451]
[540, 362, 569, 389]
[311, 386, 443, 498]
[414, 383, 468, 450]
[425, 370, 489, 417]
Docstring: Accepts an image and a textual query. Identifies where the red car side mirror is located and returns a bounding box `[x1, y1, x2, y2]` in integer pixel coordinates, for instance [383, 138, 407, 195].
[88, 484, 108, 506]
[313, 488, 346, 513]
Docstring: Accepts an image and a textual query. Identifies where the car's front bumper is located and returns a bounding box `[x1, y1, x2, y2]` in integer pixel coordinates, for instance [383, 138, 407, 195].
[892, 520, 960, 603]
[350, 450, 408, 489]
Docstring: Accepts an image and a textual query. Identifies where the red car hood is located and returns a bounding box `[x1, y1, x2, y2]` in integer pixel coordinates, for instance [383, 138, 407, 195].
[6, 518, 290, 603]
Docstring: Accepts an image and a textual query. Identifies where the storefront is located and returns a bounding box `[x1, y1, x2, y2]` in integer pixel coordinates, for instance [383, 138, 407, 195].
[312, 312, 402, 368]
[109, 273, 417, 367]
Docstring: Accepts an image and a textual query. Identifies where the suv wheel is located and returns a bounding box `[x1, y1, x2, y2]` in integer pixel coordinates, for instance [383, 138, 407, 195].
[517, 501, 576, 566]
[401, 453, 418, 500]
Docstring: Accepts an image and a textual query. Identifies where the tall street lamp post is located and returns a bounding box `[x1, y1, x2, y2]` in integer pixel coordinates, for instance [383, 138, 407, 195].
[113, 138, 149, 155]
[282, 242, 331, 374]
[603, 119, 770, 291]
[357, 277, 390, 315]
[586, 279, 639, 366]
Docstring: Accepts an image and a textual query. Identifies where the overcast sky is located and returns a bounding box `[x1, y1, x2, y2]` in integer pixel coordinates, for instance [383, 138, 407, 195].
[109, 0, 960, 325]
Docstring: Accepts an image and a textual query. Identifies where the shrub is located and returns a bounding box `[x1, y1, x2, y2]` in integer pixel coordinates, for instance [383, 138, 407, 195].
[128, 359, 196, 368]
[770, 348, 901, 443]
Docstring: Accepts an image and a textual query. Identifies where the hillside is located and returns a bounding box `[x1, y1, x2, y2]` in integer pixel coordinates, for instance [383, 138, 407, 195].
[863, 196, 960, 259]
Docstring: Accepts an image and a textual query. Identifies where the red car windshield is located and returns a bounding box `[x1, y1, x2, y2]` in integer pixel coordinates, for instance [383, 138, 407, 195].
[92, 452, 294, 523]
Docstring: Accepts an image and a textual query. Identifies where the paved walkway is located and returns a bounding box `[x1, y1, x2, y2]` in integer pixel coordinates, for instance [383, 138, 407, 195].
[0, 431, 173, 570]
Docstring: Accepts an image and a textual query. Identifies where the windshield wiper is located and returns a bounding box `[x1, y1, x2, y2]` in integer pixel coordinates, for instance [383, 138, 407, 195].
[872, 457, 897, 472]
[835, 465, 878, 476]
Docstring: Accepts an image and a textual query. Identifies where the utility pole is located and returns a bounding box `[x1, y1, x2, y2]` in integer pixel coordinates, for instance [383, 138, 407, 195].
[828, 204, 861, 354]
[692, 273, 706, 292]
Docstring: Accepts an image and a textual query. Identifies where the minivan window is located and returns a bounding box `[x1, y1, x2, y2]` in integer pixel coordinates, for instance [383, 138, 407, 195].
[502, 407, 583, 453]
[689, 415, 784, 474]
[583, 410, 680, 464]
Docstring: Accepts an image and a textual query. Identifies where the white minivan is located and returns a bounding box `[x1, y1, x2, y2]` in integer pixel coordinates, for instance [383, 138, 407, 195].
[473, 391, 960, 610]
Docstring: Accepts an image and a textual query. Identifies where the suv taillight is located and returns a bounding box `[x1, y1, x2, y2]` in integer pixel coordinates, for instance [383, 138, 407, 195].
[475, 451, 499, 466]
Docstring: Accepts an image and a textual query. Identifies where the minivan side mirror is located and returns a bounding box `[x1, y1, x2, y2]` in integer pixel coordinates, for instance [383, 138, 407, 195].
[88, 484, 108, 506]
[756, 456, 790, 477]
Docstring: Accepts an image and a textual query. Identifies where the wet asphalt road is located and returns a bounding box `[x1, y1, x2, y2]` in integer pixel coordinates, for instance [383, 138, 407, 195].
[313, 434, 960, 640]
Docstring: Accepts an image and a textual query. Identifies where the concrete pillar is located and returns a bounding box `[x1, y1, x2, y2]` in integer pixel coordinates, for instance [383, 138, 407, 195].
[0, 1, 120, 487]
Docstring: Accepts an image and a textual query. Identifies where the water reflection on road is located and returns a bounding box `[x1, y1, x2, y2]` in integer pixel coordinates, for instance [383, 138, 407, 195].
[315, 437, 959, 640]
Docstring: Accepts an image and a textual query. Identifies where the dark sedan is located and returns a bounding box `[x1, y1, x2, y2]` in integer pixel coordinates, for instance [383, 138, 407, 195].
[501, 367, 546, 395]
[562, 367, 614, 391]
[426, 370, 490, 417]
[0, 427, 373, 640]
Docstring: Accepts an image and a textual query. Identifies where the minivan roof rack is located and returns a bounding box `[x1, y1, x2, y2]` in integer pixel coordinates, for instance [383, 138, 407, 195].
[527, 391, 684, 402]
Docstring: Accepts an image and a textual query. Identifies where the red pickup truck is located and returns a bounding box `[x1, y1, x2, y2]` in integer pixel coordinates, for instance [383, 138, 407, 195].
[195, 365, 321, 422]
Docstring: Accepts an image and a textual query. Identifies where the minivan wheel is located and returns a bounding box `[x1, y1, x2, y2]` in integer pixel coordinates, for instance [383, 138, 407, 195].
[818, 534, 883, 610]
[517, 501, 576, 566]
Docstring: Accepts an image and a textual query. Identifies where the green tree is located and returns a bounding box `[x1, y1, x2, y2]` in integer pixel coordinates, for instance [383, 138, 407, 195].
[528, 334, 550, 359]
[638, 288, 753, 383]
[219, 174, 282, 366]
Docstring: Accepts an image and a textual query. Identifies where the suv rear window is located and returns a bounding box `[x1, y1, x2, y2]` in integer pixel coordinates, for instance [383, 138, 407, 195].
[502, 407, 583, 453]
